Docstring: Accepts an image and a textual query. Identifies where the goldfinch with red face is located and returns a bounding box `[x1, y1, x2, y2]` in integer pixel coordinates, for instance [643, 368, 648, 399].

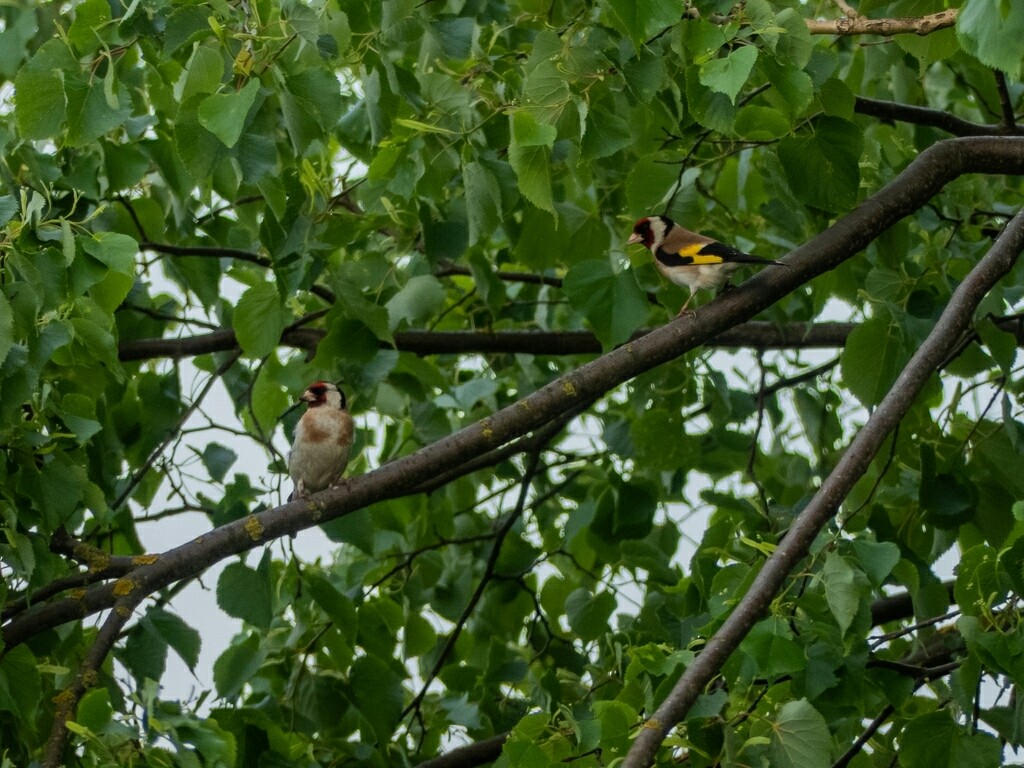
[288, 381, 354, 500]
[627, 215, 787, 315]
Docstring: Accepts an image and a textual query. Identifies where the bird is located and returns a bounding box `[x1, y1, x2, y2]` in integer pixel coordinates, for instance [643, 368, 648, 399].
[288, 381, 354, 500]
[627, 215, 788, 316]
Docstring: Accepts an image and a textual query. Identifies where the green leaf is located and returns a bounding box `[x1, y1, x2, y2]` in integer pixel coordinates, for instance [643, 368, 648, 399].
[123, 619, 169, 684]
[563, 260, 648, 348]
[198, 79, 261, 148]
[762, 58, 813, 116]
[463, 160, 503, 245]
[251, 355, 289, 434]
[817, 78, 856, 118]
[590, 481, 657, 542]
[778, 117, 863, 212]
[900, 710, 1003, 768]
[625, 156, 680, 215]
[201, 443, 238, 483]
[216, 560, 273, 628]
[565, 588, 617, 642]
[850, 540, 900, 588]
[976, 316, 1018, 373]
[284, 68, 344, 132]
[61, 393, 103, 444]
[429, 16, 474, 59]
[735, 106, 791, 140]
[508, 111, 556, 213]
[604, 0, 681, 47]
[957, 0, 1024, 78]
[919, 444, 977, 529]
[385, 275, 446, 330]
[349, 655, 403, 741]
[180, 44, 226, 101]
[840, 315, 907, 407]
[233, 282, 290, 358]
[0, 195, 18, 227]
[64, 71, 131, 147]
[146, 608, 202, 671]
[305, 572, 357, 635]
[699, 45, 758, 104]
[770, 699, 831, 768]
[0, 645, 41, 722]
[510, 109, 556, 148]
[685, 64, 738, 134]
[14, 40, 76, 139]
[0, 292, 13, 367]
[213, 634, 265, 700]
[68, 0, 111, 54]
[774, 8, 813, 68]
[75, 688, 112, 734]
[742, 619, 806, 678]
[80, 232, 138, 274]
[821, 552, 858, 634]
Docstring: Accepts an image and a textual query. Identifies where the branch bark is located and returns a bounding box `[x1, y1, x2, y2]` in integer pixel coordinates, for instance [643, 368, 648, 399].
[807, 8, 957, 36]
[116, 316, 1024, 361]
[117, 322, 859, 361]
[855, 96, 1024, 137]
[621, 205, 1024, 768]
[15, 136, 1024, 762]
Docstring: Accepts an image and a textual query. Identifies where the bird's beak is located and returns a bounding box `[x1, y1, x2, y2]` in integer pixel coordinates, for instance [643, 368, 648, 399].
[626, 233, 642, 245]
[299, 391, 315, 403]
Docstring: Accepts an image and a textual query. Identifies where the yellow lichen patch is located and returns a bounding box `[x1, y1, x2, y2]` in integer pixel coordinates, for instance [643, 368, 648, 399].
[642, 718, 662, 731]
[481, 418, 494, 440]
[85, 551, 110, 573]
[116, 605, 131, 618]
[132, 554, 159, 566]
[81, 669, 98, 688]
[518, 400, 531, 410]
[244, 515, 264, 541]
[70, 588, 87, 600]
[112, 578, 137, 597]
[563, 380, 577, 397]
[52, 688, 76, 712]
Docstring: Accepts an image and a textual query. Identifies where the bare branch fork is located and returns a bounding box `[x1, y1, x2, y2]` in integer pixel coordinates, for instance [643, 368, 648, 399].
[620, 208, 1024, 768]
[20, 135, 1024, 764]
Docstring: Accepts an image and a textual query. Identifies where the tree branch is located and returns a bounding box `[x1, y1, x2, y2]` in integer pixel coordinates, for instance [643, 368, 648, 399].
[807, 8, 957, 36]
[854, 96, 1024, 137]
[117, 314, 1024, 362]
[117, 322, 861, 361]
[13, 137, 1024, 761]
[621, 203, 1024, 768]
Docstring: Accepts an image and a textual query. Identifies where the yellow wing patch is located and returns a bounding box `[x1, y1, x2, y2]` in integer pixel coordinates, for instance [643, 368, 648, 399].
[675, 242, 724, 265]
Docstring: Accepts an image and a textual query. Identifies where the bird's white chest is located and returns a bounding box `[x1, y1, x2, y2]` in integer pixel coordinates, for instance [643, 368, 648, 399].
[658, 261, 739, 291]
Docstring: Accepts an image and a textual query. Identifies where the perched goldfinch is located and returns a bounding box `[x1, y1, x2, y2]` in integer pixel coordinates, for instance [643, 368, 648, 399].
[288, 381, 354, 500]
[627, 215, 787, 315]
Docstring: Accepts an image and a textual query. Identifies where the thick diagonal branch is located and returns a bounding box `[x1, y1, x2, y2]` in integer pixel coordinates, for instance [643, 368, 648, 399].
[621, 207, 1024, 768]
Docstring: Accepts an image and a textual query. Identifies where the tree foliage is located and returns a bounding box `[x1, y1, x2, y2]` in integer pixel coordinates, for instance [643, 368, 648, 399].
[1, 0, 1024, 767]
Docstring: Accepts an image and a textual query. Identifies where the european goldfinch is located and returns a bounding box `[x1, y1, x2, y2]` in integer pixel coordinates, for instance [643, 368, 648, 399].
[288, 381, 354, 500]
[627, 215, 787, 315]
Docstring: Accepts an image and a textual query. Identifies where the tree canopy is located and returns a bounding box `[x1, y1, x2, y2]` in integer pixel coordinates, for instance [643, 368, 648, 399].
[2, 1, 1024, 767]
